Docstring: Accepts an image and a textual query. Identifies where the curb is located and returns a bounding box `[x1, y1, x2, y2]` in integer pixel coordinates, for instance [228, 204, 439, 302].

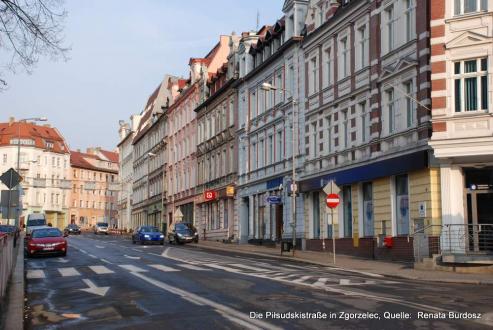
[185, 243, 493, 286]
[4, 233, 25, 330]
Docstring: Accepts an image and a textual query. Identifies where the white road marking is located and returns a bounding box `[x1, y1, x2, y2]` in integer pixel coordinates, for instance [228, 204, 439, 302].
[313, 278, 330, 287]
[26, 270, 45, 279]
[327, 267, 383, 278]
[89, 265, 114, 274]
[229, 263, 265, 271]
[149, 264, 180, 272]
[101, 259, 113, 265]
[124, 255, 141, 260]
[119, 265, 147, 273]
[58, 267, 81, 277]
[178, 264, 210, 271]
[95, 245, 104, 249]
[55, 258, 69, 263]
[206, 264, 246, 273]
[292, 275, 312, 283]
[88, 254, 98, 259]
[130, 271, 282, 330]
[79, 279, 109, 297]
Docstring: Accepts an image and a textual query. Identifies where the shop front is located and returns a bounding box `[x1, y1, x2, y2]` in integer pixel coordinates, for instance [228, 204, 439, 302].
[197, 186, 235, 241]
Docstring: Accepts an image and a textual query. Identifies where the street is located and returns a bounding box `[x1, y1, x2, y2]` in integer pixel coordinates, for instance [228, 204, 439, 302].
[24, 234, 493, 329]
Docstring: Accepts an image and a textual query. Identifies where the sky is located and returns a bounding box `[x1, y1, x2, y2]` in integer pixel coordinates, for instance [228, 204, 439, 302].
[0, 0, 283, 151]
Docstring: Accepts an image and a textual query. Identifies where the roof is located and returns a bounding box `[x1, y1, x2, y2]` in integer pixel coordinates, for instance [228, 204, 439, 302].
[0, 121, 70, 154]
[100, 150, 119, 163]
[70, 150, 118, 174]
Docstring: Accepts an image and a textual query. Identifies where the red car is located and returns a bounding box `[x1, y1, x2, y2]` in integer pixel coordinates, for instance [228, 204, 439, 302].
[26, 228, 68, 257]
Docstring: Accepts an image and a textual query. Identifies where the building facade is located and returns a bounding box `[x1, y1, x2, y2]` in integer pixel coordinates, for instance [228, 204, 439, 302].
[195, 34, 241, 241]
[299, 0, 439, 261]
[0, 119, 71, 229]
[131, 77, 178, 231]
[69, 148, 119, 228]
[236, 0, 309, 245]
[117, 114, 141, 230]
[164, 36, 231, 232]
[429, 0, 492, 254]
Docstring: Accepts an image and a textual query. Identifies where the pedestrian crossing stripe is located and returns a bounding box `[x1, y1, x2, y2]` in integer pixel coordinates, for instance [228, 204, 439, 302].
[27, 269, 45, 279]
[149, 264, 179, 272]
[178, 264, 210, 271]
[58, 267, 80, 277]
[119, 264, 147, 273]
[89, 266, 114, 274]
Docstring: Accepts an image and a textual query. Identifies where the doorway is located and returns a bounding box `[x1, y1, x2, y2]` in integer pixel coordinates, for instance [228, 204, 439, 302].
[275, 204, 283, 242]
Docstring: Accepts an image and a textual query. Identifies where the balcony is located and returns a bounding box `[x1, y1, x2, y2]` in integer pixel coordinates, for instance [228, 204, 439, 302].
[32, 178, 47, 188]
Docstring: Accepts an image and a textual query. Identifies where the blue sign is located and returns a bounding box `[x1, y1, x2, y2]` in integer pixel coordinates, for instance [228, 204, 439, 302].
[266, 196, 282, 205]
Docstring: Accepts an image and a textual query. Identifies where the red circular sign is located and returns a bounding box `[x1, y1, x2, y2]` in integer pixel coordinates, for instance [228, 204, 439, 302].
[326, 193, 340, 209]
[204, 190, 217, 201]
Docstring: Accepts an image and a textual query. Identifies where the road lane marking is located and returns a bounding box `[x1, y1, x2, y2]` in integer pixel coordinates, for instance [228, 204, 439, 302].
[178, 264, 210, 271]
[124, 255, 141, 260]
[89, 266, 114, 274]
[95, 245, 104, 249]
[88, 254, 98, 259]
[58, 267, 81, 277]
[149, 264, 180, 272]
[313, 278, 330, 287]
[130, 272, 282, 330]
[228, 263, 266, 272]
[26, 270, 45, 279]
[119, 265, 147, 273]
[326, 267, 383, 278]
[101, 259, 113, 265]
[79, 279, 110, 297]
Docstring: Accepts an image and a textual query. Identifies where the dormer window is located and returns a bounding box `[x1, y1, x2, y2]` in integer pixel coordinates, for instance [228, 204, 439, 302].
[454, 0, 488, 16]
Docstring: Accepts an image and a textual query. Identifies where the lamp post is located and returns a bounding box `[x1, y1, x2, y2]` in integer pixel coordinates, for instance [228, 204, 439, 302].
[261, 82, 298, 255]
[15, 117, 47, 227]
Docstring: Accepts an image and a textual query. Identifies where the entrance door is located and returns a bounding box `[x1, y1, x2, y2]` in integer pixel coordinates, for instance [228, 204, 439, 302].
[275, 204, 283, 242]
[466, 190, 493, 252]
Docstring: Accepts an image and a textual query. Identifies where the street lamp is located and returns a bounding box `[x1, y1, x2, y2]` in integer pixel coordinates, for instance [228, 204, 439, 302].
[15, 117, 47, 227]
[261, 82, 298, 255]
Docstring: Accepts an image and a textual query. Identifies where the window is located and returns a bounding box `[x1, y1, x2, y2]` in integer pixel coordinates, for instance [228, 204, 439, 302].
[356, 25, 368, 70]
[309, 57, 318, 95]
[276, 130, 283, 162]
[454, 58, 488, 112]
[362, 182, 374, 237]
[387, 89, 396, 133]
[276, 71, 283, 103]
[312, 192, 320, 238]
[251, 142, 257, 171]
[359, 101, 370, 143]
[250, 91, 257, 119]
[385, 5, 395, 52]
[288, 64, 295, 97]
[268, 135, 273, 165]
[229, 99, 234, 127]
[2, 154, 6, 164]
[258, 139, 264, 168]
[395, 174, 409, 235]
[343, 110, 348, 149]
[325, 117, 332, 154]
[404, 81, 415, 127]
[454, 0, 488, 15]
[404, 0, 416, 42]
[324, 47, 333, 87]
[311, 122, 318, 158]
[339, 37, 349, 78]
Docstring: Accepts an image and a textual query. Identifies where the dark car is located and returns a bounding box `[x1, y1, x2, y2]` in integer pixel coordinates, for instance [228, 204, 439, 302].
[25, 228, 68, 257]
[168, 223, 199, 245]
[0, 225, 20, 246]
[64, 224, 81, 235]
[132, 226, 164, 245]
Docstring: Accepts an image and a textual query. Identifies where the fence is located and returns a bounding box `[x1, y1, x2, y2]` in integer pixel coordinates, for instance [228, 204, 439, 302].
[0, 233, 15, 299]
[410, 223, 493, 261]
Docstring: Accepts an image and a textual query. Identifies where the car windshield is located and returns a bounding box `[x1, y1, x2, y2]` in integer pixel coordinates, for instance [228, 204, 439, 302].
[141, 227, 160, 233]
[97, 223, 108, 227]
[68, 225, 79, 228]
[175, 224, 192, 233]
[32, 228, 62, 238]
[0, 225, 15, 233]
[27, 219, 46, 227]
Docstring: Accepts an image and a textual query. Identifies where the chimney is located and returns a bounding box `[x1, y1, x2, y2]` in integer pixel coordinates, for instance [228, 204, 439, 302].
[43, 124, 51, 128]
[326, 0, 340, 20]
[9, 117, 15, 125]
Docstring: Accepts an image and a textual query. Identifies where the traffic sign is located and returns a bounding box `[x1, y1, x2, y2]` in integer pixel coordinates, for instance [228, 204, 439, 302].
[0, 168, 22, 189]
[326, 193, 340, 209]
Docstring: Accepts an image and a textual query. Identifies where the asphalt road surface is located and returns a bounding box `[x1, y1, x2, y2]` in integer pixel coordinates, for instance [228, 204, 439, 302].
[24, 234, 493, 329]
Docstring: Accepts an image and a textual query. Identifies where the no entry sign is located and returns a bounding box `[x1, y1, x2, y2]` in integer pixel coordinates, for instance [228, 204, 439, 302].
[326, 193, 340, 209]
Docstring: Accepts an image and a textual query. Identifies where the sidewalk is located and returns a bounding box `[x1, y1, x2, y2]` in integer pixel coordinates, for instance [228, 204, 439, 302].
[189, 240, 493, 285]
[1, 233, 24, 330]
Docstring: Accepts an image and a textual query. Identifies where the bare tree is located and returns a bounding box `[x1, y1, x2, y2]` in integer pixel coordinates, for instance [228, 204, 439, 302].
[0, 0, 69, 89]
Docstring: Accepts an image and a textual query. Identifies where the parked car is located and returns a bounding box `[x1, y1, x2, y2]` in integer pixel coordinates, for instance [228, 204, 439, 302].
[25, 228, 67, 257]
[26, 213, 48, 236]
[64, 224, 81, 235]
[94, 222, 109, 235]
[132, 226, 164, 245]
[168, 223, 199, 245]
[0, 225, 20, 246]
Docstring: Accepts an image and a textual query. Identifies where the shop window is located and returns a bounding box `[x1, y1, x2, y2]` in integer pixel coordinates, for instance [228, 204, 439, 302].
[343, 186, 352, 238]
[363, 182, 374, 237]
[395, 174, 410, 235]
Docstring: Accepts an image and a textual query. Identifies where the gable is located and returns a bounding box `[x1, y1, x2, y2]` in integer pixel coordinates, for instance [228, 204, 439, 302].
[446, 31, 492, 49]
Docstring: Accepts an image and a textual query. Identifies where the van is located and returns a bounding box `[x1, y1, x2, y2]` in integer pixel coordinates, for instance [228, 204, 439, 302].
[26, 213, 48, 236]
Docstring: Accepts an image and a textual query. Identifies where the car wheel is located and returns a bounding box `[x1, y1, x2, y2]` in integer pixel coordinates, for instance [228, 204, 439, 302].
[160, 241, 164, 245]
[140, 240, 144, 245]
[132, 239, 136, 244]
[61, 251, 67, 257]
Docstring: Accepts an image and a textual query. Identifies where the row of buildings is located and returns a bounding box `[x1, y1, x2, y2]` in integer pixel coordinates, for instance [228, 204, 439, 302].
[0, 118, 119, 229]
[117, 0, 492, 262]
